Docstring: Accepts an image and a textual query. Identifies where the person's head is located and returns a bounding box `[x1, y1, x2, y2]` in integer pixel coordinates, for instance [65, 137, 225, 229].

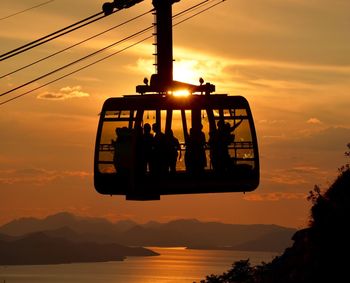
[217, 120, 224, 130]
[152, 123, 160, 133]
[144, 123, 151, 133]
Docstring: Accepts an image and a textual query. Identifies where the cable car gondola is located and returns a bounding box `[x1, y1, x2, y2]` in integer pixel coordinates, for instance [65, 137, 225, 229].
[94, 0, 259, 200]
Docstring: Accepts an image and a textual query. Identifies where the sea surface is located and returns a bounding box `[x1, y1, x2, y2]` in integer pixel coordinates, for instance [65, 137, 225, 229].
[0, 247, 278, 283]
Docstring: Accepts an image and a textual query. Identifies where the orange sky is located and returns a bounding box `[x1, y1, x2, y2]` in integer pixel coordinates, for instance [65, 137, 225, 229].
[0, 0, 349, 228]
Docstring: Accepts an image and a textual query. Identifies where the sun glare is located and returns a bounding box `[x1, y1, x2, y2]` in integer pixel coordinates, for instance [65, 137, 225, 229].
[173, 60, 200, 84]
[172, 89, 190, 97]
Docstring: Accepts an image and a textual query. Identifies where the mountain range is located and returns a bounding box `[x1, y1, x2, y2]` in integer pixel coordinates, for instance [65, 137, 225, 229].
[0, 212, 296, 254]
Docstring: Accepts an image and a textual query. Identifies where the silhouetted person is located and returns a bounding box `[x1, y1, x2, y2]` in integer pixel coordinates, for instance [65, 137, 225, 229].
[224, 119, 243, 144]
[142, 123, 153, 173]
[134, 124, 145, 175]
[112, 127, 133, 176]
[209, 120, 229, 172]
[165, 129, 181, 173]
[209, 119, 243, 172]
[185, 125, 206, 174]
[151, 123, 167, 175]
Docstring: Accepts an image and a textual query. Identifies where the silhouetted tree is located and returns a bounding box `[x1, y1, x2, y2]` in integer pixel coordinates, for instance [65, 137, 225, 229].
[199, 259, 255, 283]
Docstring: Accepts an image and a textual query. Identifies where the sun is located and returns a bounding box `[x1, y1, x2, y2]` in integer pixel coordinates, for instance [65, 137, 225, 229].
[173, 59, 201, 84]
[172, 89, 190, 97]
[172, 59, 205, 96]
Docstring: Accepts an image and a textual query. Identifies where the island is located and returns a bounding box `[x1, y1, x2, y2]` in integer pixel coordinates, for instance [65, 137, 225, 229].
[0, 231, 159, 265]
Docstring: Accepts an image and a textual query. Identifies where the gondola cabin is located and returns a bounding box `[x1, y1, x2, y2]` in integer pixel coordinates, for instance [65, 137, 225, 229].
[94, 0, 259, 200]
[94, 92, 259, 200]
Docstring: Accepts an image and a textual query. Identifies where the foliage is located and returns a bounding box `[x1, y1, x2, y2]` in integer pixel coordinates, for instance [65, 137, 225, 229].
[339, 142, 350, 172]
[198, 259, 275, 283]
[306, 185, 322, 205]
[199, 259, 256, 283]
[307, 142, 350, 224]
[345, 143, 350, 158]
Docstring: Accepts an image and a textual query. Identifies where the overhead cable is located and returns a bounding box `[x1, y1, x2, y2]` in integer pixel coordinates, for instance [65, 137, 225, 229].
[0, 11, 107, 61]
[0, 25, 153, 98]
[0, 0, 55, 21]
[0, 0, 225, 106]
[0, 0, 213, 62]
[174, 0, 225, 27]
[0, 36, 152, 106]
[0, 0, 216, 92]
[0, 9, 153, 79]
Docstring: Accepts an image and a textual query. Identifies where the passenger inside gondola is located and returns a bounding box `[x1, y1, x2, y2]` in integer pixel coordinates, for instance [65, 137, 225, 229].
[142, 123, 153, 173]
[185, 124, 207, 175]
[209, 119, 243, 173]
[134, 124, 145, 176]
[151, 123, 168, 176]
[112, 127, 134, 176]
[165, 129, 181, 174]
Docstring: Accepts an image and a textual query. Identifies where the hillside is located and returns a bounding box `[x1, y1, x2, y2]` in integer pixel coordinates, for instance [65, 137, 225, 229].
[198, 149, 350, 283]
[264, 167, 350, 282]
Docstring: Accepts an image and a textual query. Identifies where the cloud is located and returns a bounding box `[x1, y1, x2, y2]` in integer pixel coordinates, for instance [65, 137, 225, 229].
[291, 127, 350, 151]
[269, 173, 309, 186]
[130, 55, 229, 86]
[223, 62, 350, 95]
[307, 118, 322, 124]
[290, 166, 320, 174]
[243, 192, 307, 202]
[37, 86, 89, 100]
[259, 166, 332, 193]
[261, 126, 350, 152]
[259, 119, 286, 125]
[0, 168, 91, 187]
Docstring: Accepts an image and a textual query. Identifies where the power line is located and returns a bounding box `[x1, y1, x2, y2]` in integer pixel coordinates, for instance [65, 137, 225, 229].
[0, 9, 153, 79]
[0, 0, 212, 78]
[0, 0, 215, 90]
[0, 36, 153, 106]
[0, 0, 213, 63]
[173, 0, 212, 18]
[0, 11, 106, 61]
[1, 0, 146, 61]
[0, 0, 222, 103]
[174, 0, 225, 27]
[0, 25, 153, 98]
[0, 0, 219, 98]
[0, 0, 55, 21]
[0, 0, 225, 106]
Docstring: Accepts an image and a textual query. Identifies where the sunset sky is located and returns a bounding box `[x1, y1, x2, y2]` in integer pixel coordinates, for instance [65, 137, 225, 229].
[0, 0, 349, 228]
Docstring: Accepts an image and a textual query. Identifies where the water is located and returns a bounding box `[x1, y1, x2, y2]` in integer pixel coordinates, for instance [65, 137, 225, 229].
[0, 247, 278, 283]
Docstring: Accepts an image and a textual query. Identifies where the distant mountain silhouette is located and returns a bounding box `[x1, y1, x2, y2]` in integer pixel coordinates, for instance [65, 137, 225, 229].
[119, 220, 295, 250]
[230, 229, 295, 252]
[0, 231, 158, 265]
[0, 233, 15, 242]
[187, 226, 294, 252]
[0, 212, 121, 237]
[0, 213, 296, 252]
[114, 219, 139, 232]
